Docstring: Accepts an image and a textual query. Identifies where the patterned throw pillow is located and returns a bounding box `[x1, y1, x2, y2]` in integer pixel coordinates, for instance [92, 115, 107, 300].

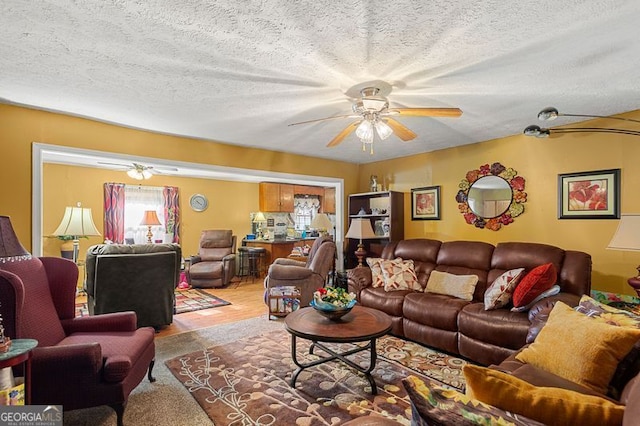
[402, 375, 545, 426]
[483, 268, 525, 310]
[366, 257, 385, 288]
[425, 270, 478, 301]
[381, 258, 421, 291]
[512, 263, 557, 308]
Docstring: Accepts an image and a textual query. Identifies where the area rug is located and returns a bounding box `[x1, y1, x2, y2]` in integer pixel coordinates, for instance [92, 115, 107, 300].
[174, 288, 231, 314]
[74, 288, 231, 317]
[165, 330, 467, 425]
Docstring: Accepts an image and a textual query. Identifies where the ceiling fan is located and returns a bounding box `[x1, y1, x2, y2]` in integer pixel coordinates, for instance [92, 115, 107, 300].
[288, 85, 462, 153]
[97, 162, 177, 180]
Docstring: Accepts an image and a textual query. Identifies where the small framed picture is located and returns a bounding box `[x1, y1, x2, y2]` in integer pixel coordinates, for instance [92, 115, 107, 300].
[558, 169, 620, 219]
[411, 186, 441, 220]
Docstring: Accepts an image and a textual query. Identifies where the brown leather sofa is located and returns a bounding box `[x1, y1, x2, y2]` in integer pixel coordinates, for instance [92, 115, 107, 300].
[348, 239, 592, 367]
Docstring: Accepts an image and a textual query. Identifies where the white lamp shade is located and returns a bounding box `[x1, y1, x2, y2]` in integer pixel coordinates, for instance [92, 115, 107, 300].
[375, 120, 393, 140]
[345, 218, 376, 240]
[310, 213, 333, 230]
[253, 211, 267, 222]
[607, 214, 640, 251]
[53, 206, 101, 237]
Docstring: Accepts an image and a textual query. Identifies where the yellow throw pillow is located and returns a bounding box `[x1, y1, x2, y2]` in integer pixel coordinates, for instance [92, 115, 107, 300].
[463, 364, 625, 426]
[515, 301, 640, 394]
[425, 270, 478, 301]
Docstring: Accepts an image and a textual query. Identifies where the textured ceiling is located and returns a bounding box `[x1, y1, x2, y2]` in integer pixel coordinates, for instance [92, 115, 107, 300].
[2, 1, 640, 164]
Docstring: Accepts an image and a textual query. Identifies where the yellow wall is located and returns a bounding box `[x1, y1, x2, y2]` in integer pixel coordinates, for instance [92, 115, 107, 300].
[42, 164, 261, 258]
[0, 103, 360, 252]
[4, 103, 640, 297]
[358, 111, 640, 297]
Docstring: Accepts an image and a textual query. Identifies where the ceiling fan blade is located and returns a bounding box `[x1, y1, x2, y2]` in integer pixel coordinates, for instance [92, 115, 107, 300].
[327, 122, 360, 147]
[97, 161, 130, 169]
[386, 118, 417, 141]
[387, 108, 463, 118]
[288, 114, 359, 126]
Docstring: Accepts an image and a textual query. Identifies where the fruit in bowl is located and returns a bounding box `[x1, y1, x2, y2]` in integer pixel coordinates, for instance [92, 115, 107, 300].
[311, 287, 357, 320]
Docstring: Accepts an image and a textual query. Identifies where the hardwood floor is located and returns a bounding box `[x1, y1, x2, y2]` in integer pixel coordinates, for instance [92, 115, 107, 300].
[157, 277, 270, 337]
[76, 275, 271, 338]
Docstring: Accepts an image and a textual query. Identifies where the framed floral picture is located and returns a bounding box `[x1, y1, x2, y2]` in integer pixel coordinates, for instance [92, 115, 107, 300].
[558, 169, 620, 219]
[411, 186, 441, 220]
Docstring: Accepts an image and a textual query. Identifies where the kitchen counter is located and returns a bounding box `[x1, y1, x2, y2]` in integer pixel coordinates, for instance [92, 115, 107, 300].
[242, 238, 316, 265]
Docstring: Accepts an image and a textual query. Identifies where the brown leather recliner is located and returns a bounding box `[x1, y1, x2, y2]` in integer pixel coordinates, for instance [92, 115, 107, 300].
[263, 236, 336, 307]
[187, 230, 236, 288]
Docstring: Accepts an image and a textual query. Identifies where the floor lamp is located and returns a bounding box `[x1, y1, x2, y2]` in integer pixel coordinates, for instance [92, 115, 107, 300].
[52, 203, 101, 263]
[345, 218, 376, 267]
[140, 210, 162, 243]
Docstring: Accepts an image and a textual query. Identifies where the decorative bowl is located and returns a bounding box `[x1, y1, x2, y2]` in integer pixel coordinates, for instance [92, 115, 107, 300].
[310, 299, 356, 321]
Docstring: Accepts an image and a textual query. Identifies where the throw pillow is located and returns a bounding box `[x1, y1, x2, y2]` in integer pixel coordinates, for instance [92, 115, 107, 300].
[483, 268, 525, 310]
[576, 294, 640, 327]
[463, 364, 625, 426]
[381, 258, 421, 291]
[510, 284, 560, 313]
[512, 263, 557, 308]
[515, 302, 640, 394]
[402, 375, 544, 426]
[366, 257, 385, 288]
[425, 270, 478, 301]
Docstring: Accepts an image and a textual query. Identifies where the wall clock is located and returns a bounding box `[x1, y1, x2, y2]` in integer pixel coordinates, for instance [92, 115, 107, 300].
[190, 194, 208, 212]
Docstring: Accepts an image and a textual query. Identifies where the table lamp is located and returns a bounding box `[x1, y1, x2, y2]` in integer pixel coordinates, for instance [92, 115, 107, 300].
[345, 218, 376, 267]
[607, 213, 640, 297]
[310, 213, 333, 237]
[52, 203, 101, 263]
[140, 210, 162, 244]
[253, 211, 267, 240]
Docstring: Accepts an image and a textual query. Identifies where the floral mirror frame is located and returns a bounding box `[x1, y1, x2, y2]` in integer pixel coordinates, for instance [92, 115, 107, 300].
[455, 162, 527, 230]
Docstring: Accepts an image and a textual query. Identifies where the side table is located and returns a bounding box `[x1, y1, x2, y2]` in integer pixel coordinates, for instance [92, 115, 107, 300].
[0, 339, 38, 405]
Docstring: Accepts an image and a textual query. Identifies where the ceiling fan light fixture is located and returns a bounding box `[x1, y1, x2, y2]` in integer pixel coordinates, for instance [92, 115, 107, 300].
[375, 119, 393, 140]
[127, 168, 143, 180]
[142, 169, 153, 179]
[355, 119, 374, 140]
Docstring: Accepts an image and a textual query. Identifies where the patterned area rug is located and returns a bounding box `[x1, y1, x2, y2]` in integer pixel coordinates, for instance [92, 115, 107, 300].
[75, 288, 231, 317]
[165, 330, 467, 425]
[174, 288, 231, 314]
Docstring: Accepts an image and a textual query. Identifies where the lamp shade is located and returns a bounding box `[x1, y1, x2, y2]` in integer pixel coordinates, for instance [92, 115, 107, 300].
[345, 218, 376, 240]
[607, 214, 640, 251]
[0, 216, 30, 262]
[53, 205, 101, 237]
[253, 211, 267, 223]
[140, 210, 162, 226]
[310, 213, 333, 230]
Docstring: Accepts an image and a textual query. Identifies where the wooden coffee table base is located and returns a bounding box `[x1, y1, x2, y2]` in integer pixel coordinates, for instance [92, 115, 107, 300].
[290, 335, 381, 394]
[285, 306, 392, 395]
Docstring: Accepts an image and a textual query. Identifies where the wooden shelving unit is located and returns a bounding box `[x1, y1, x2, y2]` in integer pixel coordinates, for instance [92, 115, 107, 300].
[345, 191, 404, 269]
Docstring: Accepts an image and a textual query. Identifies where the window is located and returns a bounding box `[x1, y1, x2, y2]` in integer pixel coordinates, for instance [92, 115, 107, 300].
[124, 185, 165, 243]
[294, 196, 319, 231]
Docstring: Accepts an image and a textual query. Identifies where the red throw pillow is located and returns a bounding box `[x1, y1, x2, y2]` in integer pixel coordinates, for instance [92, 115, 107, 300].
[512, 263, 557, 308]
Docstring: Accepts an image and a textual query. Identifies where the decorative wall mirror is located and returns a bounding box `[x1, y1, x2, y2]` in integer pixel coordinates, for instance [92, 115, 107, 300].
[456, 162, 526, 230]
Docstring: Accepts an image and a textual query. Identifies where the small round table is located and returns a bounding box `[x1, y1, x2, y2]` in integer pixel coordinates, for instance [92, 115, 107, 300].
[0, 338, 38, 405]
[284, 306, 392, 394]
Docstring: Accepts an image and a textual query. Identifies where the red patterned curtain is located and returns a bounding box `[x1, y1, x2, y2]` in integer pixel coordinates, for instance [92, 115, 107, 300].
[103, 182, 125, 243]
[163, 186, 180, 244]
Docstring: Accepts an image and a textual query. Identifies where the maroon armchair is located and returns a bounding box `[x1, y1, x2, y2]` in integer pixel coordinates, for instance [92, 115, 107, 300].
[0, 252, 156, 426]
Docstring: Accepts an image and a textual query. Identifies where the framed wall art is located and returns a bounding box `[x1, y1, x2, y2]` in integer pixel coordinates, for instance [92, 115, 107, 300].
[411, 186, 441, 220]
[558, 168, 620, 219]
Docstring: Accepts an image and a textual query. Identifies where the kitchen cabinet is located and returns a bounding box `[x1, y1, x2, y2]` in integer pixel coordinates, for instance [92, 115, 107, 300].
[259, 182, 294, 212]
[322, 187, 336, 213]
[346, 191, 404, 268]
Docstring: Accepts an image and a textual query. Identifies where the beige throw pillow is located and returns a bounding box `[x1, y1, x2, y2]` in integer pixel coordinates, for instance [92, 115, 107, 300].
[366, 257, 385, 288]
[425, 270, 478, 301]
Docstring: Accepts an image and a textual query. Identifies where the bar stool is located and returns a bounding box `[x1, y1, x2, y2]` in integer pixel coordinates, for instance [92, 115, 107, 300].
[238, 247, 267, 282]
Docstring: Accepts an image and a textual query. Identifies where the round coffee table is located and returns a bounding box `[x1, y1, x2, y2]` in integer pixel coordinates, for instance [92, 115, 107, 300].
[284, 305, 392, 394]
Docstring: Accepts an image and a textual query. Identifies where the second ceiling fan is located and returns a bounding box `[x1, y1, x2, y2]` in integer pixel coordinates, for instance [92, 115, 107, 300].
[288, 85, 462, 153]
